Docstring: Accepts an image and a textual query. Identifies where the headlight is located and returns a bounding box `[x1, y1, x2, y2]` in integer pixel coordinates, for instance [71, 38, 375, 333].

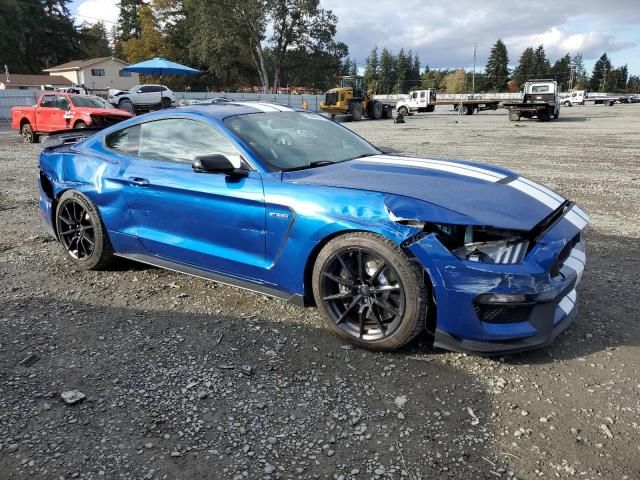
[452, 238, 529, 264]
[428, 224, 530, 264]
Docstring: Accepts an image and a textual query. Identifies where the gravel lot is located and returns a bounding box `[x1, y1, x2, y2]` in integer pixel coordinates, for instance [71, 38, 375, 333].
[1, 104, 639, 480]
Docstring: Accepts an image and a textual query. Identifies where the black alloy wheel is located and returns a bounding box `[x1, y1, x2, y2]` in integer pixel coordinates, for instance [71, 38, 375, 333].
[57, 197, 96, 261]
[55, 190, 115, 269]
[320, 247, 406, 341]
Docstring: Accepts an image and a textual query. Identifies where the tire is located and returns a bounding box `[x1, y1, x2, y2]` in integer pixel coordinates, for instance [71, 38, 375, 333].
[426, 105, 435, 113]
[312, 232, 428, 351]
[381, 108, 392, 119]
[563, 101, 571, 107]
[118, 99, 135, 114]
[508, 111, 520, 122]
[538, 110, 551, 122]
[74, 121, 87, 129]
[464, 104, 474, 115]
[55, 190, 115, 270]
[349, 101, 363, 121]
[397, 106, 409, 116]
[553, 110, 559, 120]
[367, 100, 383, 120]
[162, 97, 172, 108]
[21, 123, 39, 143]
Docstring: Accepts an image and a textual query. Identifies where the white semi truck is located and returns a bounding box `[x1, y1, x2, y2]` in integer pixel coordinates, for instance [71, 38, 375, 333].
[373, 89, 501, 116]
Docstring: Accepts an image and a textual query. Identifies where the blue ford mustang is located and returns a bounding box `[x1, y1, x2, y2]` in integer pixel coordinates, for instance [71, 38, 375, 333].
[38, 102, 588, 353]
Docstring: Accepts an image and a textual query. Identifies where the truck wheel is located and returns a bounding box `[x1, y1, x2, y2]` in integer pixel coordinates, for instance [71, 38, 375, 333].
[381, 108, 392, 119]
[553, 110, 559, 120]
[367, 100, 383, 120]
[74, 121, 87, 129]
[21, 123, 39, 143]
[426, 105, 435, 113]
[563, 100, 571, 107]
[538, 111, 551, 122]
[397, 106, 409, 116]
[118, 99, 135, 114]
[464, 105, 474, 115]
[349, 102, 363, 121]
[508, 111, 520, 122]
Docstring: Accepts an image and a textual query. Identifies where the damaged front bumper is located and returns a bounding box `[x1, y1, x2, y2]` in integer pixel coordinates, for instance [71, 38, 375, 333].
[407, 205, 588, 354]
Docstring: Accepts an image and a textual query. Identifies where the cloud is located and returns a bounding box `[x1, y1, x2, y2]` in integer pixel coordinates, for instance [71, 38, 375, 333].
[75, 0, 119, 26]
[321, 0, 640, 71]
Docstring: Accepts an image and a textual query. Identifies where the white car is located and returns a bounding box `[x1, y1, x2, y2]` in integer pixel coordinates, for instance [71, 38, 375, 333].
[107, 84, 176, 113]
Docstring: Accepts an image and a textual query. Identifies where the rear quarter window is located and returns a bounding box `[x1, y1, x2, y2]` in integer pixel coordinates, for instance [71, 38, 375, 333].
[105, 125, 141, 156]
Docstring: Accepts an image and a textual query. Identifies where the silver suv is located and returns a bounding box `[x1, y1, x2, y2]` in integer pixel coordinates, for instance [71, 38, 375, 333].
[108, 84, 177, 113]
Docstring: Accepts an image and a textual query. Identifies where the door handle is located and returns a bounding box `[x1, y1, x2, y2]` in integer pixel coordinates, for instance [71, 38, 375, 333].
[128, 177, 150, 187]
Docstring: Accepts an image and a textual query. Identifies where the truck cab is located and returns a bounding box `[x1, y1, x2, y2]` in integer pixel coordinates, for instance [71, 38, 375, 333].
[505, 80, 560, 122]
[395, 89, 437, 115]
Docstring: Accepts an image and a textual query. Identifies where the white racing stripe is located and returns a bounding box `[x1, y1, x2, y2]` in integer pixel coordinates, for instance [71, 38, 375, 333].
[518, 177, 565, 203]
[510, 179, 563, 210]
[558, 289, 577, 315]
[362, 156, 504, 183]
[565, 209, 588, 230]
[232, 102, 280, 112]
[378, 155, 506, 180]
[572, 204, 590, 222]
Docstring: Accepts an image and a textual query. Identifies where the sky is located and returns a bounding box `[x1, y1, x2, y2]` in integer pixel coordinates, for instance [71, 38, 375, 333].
[71, 0, 640, 75]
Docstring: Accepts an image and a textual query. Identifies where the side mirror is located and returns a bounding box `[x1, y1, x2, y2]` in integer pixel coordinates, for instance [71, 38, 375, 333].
[192, 154, 249, 176]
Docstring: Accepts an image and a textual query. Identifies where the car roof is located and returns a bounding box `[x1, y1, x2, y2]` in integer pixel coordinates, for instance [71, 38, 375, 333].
[175, 101, 303, 120]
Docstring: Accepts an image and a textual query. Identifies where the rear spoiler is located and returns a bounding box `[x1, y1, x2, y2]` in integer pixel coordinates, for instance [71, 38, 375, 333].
[41, 127, 103, 150]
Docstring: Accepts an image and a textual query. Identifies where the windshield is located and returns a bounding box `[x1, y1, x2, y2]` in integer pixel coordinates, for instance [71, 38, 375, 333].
[70, 96, 114, 109]
[223, 111, 380, 171]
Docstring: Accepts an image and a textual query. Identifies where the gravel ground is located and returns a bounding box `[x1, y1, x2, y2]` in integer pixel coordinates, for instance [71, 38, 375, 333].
[1, 105, 639, 480]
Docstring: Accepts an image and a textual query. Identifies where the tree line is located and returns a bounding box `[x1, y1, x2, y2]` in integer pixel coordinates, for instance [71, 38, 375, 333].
[362, 40, 639, 94]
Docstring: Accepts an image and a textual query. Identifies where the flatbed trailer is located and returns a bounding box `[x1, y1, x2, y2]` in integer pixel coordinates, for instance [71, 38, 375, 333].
[438, 99, 501, 115]
[385, 90, 501, 116]
[503, 80, 560, 122]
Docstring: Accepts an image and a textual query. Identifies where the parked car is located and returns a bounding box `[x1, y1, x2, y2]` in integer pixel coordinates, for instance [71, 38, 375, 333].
[38, 102, 588, 354]
[11, 93, 133, 143]
[107, 84, 176, 113]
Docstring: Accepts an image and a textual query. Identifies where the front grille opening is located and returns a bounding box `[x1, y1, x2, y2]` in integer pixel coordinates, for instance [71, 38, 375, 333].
[473, 304, 534, 323]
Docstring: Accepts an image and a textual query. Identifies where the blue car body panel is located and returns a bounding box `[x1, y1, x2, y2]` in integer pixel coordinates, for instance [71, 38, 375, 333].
[37, 103, 589, 353]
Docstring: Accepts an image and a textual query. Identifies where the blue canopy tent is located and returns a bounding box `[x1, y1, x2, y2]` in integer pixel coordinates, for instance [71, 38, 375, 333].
[121, 57, 200, 108]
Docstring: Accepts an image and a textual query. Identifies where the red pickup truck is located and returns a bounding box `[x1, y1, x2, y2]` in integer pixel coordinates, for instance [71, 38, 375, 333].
[11, 93, 133, 143]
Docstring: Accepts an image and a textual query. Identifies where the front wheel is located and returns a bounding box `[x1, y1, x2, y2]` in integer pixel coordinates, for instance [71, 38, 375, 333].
[55, 190, 115, 270]
[118, 99, 135, 114]
[397, 106, 409, 116]
[349, 101, 363, 121]
[74, 121, 87, 129]
[312, 232, 428, 351]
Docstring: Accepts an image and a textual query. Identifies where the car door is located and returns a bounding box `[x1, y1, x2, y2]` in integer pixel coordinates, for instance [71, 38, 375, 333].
[36, 95, 57, 131]
[106, 117, 266, 278]
[53, 95, 71, 129]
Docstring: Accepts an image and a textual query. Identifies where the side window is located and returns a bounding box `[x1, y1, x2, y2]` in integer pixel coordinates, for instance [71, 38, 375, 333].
[138, 118, 244, 167]
[105, 124, 141, 156]
[40, 96, 55, 108]
[55, 95, 70, 110]
[420, 91, 425, 98]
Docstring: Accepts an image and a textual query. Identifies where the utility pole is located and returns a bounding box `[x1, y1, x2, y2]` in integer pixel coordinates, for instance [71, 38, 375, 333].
[602, 66, 608, 93]
[4, 64, 9, 84]
[569, 64, 576, 90]
[472, 42, 477, 96]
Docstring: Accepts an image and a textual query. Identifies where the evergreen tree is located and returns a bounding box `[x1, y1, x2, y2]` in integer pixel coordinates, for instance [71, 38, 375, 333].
[363, 46, 379, 92]
[394, 48, 407, 93]
[590, 53, 611, 91]
[513, 47, 536, 86]
[571, 53, 588, 89]
[551, 53, 571, 90]
[378, 48, 395, 94]
[485, 39, 509, 91]
[533, 44, 550, 77]
[78, 22, 112, 59]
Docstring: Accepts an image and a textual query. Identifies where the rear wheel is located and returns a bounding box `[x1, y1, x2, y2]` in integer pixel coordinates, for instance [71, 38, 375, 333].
[538, 110, 551, 122]
[349, 101, 363, 121]
[553, 110, 560, 120]
[464, 104, 475, 115]
[312, 232, 427, 351]
[162, 97, 172, 108]
[381, 108, 392, 119]
[508, 111, 520, 122]
[55, 190, 115, 270]
[21, 123, 39, 143]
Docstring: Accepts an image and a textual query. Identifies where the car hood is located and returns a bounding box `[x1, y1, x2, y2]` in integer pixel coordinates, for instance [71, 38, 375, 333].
[77, 108, 132, 117]
[282, 154, 566, 231]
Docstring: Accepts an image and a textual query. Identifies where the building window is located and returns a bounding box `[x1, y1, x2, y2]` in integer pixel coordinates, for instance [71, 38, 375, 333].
[119, 70, 132, 77]
[91, 68, 105, 77]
